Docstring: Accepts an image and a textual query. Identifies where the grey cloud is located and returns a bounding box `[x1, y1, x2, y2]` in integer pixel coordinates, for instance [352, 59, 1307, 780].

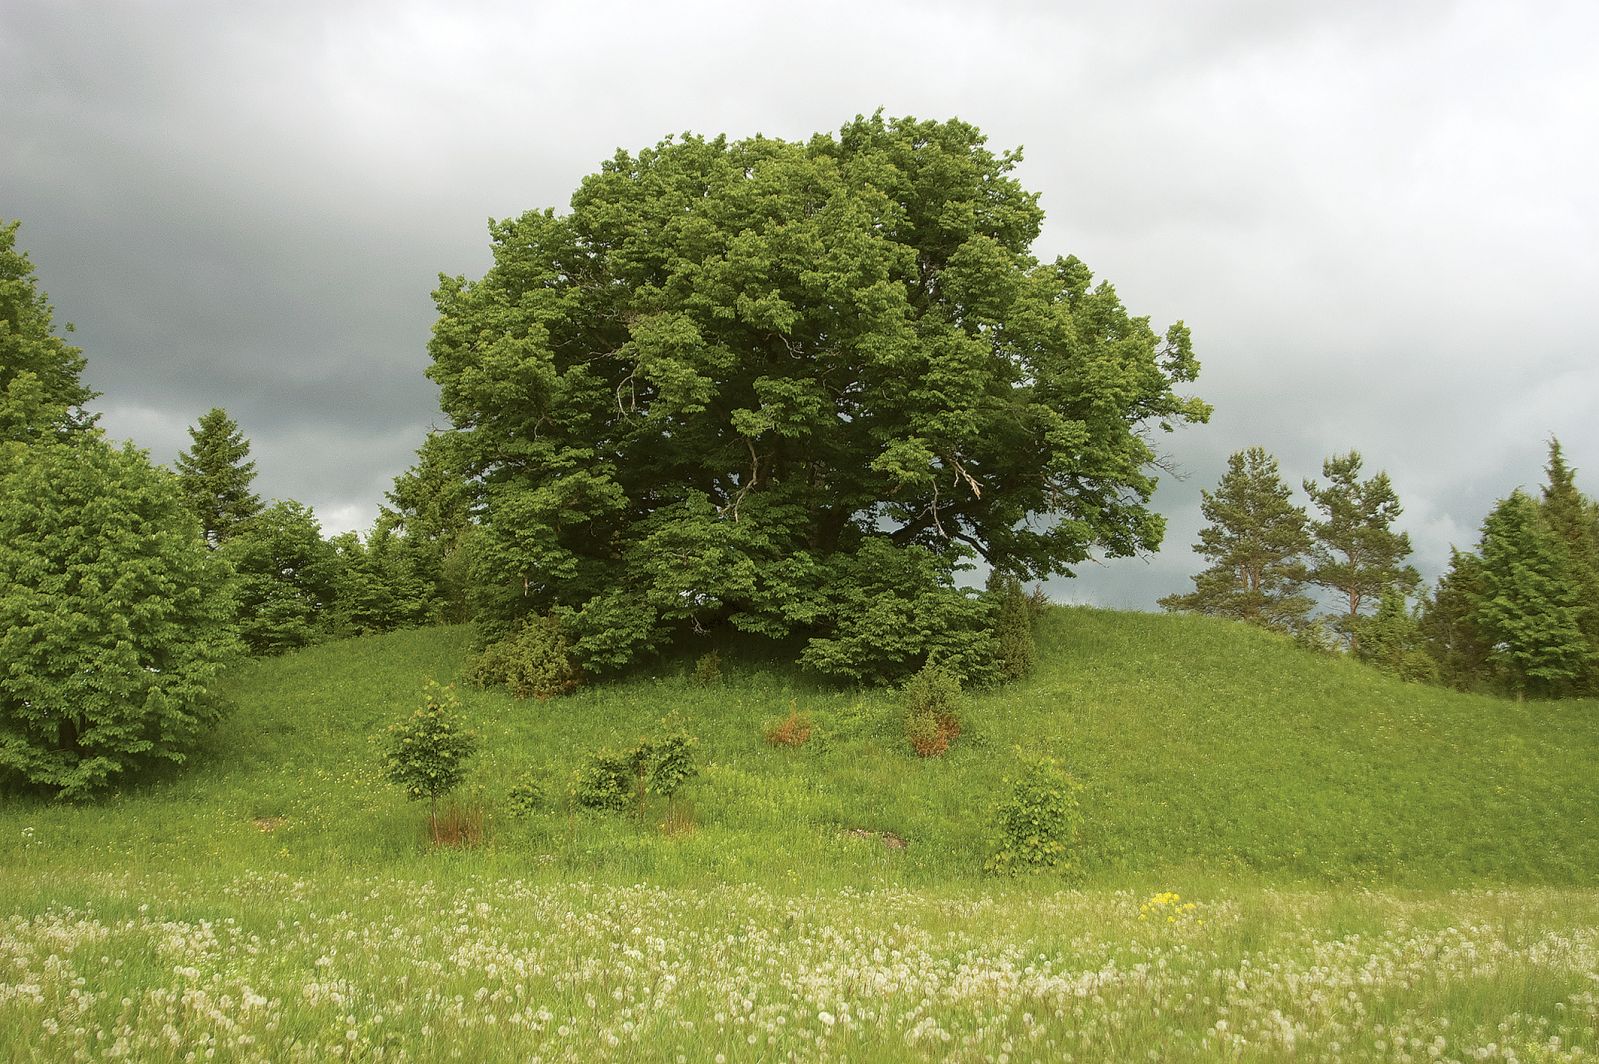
[3, 0, 1595, 609]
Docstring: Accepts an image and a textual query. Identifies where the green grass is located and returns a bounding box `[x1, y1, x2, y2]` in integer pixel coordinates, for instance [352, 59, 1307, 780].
[2, 607, 1596, 1060]
[2, 607, 1594, 887]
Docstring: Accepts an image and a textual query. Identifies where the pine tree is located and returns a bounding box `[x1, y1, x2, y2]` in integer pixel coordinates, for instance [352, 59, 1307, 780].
[1537, 439, 1599, 692]
[1159, 446, 1313, 633]
[174, 407, 262, 546]
[0, 220, 97, 443]
[1474, 491, 1593, 698]
[1303, 451, 1419, 652]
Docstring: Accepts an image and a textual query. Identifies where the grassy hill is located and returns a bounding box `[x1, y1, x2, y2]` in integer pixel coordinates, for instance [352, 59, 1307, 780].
[4, 606, 1595, 888]
[4, 607, 1598, 1062]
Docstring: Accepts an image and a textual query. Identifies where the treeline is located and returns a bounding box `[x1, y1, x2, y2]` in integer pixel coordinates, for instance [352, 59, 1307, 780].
[1161, 444, 1599, 699]
[170, 407, 463, 654]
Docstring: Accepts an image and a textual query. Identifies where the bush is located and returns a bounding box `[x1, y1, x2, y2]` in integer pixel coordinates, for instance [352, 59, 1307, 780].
[763, 703, 814, 747]
[575, 719, 700, 813]
[692, 649, 723, 686]
[507, 775, 547, 817]
[902, 662, 963, 758]
[985, 752, 1085, 875]
[0, 436, 239, 798]
[467, 614, 581, 699]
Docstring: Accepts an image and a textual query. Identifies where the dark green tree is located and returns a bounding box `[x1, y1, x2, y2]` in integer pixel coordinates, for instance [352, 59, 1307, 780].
[1473, 491, 1593, 698]
[424, 114, 1209, 683]
[220, 500, 343, 654]
[0, 436, 239, 797]
[0, 220, 97, 443]
[1302, 451, 1419, 652]
[174, 407, 262, 546]
[1538, 439, 1599, 691]
[383, 431, 476, 623]
[1356, 587, 1437, 683]
[1159, 446, 1313, 633]
[327, 516, 441, 636]
[1419, 549, 1494, 691]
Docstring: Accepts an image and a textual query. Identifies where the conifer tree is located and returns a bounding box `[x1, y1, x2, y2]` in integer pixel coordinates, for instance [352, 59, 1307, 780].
[1159, 446, 1313, 633]
[1357, 586, 1437, 683]
[1538, 439, 1599, 691]
[174, 407, 262, 546]
[1419, 549, 1493, 691]
[1302, 451, 1419, 652]
[0, 220, 97, 443]
[1473, 491, 1593, 698]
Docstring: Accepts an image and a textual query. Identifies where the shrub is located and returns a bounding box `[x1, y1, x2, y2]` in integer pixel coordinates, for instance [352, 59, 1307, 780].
[575, 719, 700, 813]
[692, 649, 722, 686]
[902, 661, 963, 757]
[987, 571, 1037, 683]
[763, 702, 814, 747]
[381, 681, 479, 841]
[507, 775, 547, 817]
[985, 752, 1085, 875]
[432, 796, 486, 848]
[467, 614, 581, 700]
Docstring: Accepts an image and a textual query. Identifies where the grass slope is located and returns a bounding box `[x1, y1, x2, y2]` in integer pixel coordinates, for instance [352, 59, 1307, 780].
[3, 607, 1594, 887]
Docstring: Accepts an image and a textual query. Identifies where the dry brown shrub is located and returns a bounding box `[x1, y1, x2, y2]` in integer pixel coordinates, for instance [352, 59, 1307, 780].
[430, 800, 485, 848]
[763, 703, 814, 747]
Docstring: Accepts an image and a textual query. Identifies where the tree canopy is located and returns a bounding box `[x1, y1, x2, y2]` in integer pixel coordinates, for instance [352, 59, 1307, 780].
[425, 113, 1209, 680]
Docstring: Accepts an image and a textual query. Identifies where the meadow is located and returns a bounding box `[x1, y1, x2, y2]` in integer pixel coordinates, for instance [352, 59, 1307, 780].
[2, 608, 1597, 1061]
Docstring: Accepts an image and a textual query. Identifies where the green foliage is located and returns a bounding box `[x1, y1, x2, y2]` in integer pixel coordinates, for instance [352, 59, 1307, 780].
[425, 114, 1207, 682]
[174, 407, 262, 546]
[327, 517, 441, 637]
[0, 220, 97, 444]
[575, 720, 700, 813]
[985, 751, 1085, 875]
[1160, 447, 1313, 633]
[1356, 588, 1438, 683]
[1473, 491, 1594, 698]
[1302, 451, 1419, 651]
[1538, 439, 1599, 693]
[220, 500, 343, 654]
[691, 650, 722, 686]
[796, 540, 999, 684]
[986, 570, 1037, 683]
[383, 431, 476, 624]
[1420, 549, 1493, 691]
[381, 681, 478, 824]
[506, 774, 547, 817]
[466, 614, 581, 700]
[0, 435, 239, 798]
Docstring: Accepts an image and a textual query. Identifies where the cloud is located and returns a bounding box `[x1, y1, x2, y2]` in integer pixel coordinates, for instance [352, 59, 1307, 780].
[3, 0, 1595, 595]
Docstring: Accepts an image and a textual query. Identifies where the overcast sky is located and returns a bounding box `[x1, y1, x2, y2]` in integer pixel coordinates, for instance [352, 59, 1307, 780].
[3, 0, 1595, 608]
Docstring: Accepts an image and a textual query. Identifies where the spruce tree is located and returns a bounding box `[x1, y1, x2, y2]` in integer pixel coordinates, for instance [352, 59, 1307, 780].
[1538, 439, 1599, 692]
[1473, 491, 1593, 698]
[1419, 549, 1493, 691]
[0, 220, 98, 443]
[1302, 451, 1419, 652]
[175, 407, 262, 546]
[1159, 446, 1313, 633]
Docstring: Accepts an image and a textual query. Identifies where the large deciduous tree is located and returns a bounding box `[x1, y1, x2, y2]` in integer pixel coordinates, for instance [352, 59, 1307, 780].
[1302, 451, 1419, 651]
[425, 114, 1209, 681]
[175, 407, 263, 546]
[0, 220, 97, 443]
[1159, 446, 1313, 633]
